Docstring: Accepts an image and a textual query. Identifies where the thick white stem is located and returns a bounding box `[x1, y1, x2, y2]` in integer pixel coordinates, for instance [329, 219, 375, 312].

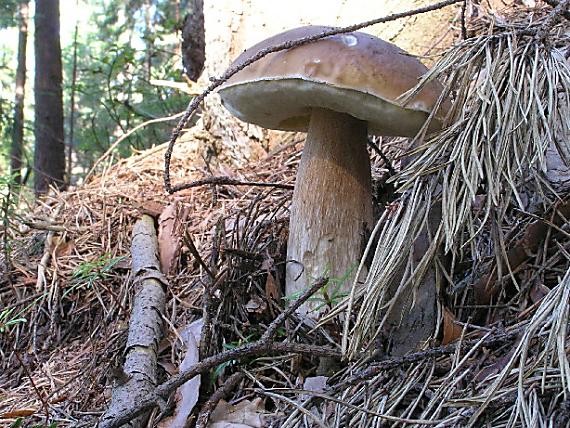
[286, 108, 372, 317]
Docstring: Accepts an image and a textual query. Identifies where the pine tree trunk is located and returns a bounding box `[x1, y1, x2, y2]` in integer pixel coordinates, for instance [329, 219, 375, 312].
[181, 0, 205, 82]
[67, 13, 79, 183]
[34, 0, 65, 195]
[144, 0, 153, 81]
[10, 0, 29, 186]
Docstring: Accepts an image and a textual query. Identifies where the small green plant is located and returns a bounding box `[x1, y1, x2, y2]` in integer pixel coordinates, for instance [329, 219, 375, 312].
[10, 418, 58, 428]
[0, 307, 27, 333]
[0, 294, 46, 334]
[64, 254, 126, 297]
[211, 335, 256, 384]
[283, 263, 358, 311]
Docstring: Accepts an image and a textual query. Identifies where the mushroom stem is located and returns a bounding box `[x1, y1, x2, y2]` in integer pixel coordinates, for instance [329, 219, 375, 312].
[286, 108, 373, 316]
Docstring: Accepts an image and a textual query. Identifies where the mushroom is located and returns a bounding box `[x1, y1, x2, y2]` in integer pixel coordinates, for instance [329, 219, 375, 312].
[219, 26, 447, 316]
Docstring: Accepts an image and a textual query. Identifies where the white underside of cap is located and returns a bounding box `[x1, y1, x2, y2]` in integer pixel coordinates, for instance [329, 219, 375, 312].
[218, 77, 434, 137]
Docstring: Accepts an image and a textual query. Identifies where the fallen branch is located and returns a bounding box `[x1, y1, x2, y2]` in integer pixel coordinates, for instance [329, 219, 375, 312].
[543, 0, 570, 20]
[99, 215, 167, 428]
[195, 371, 245, 428]
[343, 328, 519, 385]
[170, 175, 294, 193]
[164, 0, 465, 194]
[537, 0, 570, 42]
[99, 277, 333, 428]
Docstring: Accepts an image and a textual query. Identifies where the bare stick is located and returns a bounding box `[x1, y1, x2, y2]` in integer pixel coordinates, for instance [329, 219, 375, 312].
[164, 0, 464, 194]
[543, 0, 570, 21]
[100, 215, 167, 427]
[342, 329, 519, 385]
[195, 372, 245, 428]
[171, 175, 294, 193]
[460, 0, 467, 40]
[537, 0, 570, 42]
[13, 350, 50, 423]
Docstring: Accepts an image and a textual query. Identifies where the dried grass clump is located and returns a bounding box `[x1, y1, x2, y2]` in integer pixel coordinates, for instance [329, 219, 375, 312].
[341, 4, 570, 358]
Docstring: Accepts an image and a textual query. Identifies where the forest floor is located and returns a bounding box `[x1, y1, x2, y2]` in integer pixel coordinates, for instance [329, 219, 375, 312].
[3, 2, 570, 427]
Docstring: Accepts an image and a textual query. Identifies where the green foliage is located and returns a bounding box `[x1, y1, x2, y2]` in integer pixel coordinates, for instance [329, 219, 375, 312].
[0, 292, 46, 334]
[212, 335, 256, 384]
[64, 253, 126, 297]
[0, 0, 19, 29]
[0, 306, 27, 333]
[63, 0, 189, 173]
[1, 0, 192, 183]
[9, 418, 58, 428]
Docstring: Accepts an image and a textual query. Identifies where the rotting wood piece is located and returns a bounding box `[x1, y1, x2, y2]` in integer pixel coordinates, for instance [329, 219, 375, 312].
[100, 214, 167, 428]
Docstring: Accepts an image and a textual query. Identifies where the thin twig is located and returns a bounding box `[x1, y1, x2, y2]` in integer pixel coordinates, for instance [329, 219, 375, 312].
[13, 350, 50, 422]
[86, 111, 185, 183]
[367, 138, 397, 176]
[184, 230, 215, 279]
[461, 0, 468, 39]
[259, 388, 444, 425]
[200, 217, 224, 360]
[262, 277, 328, 341]
[343, 329, 519, 385]
[22, 219, 89, 233]
[164, 0, 465, 194]
[195, 372, 245, 428]
[543, 0, 570, 21]
[537, 0, 570, 42]
[171, 175, 294, 193]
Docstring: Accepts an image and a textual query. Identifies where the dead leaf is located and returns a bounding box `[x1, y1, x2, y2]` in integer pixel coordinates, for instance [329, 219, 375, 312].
[157, 318, 203, 428]
[140, 200, 165, 217]
[245, 296, 267, 314]
[475, 337, 519, 383]
[261, 254, 281, 302]
[264, 272, 281, 302]
[301, 375, 328, 400]
[49, 395, 67, 404]
[530, 282, 550, 304]
[442, 307, 463, 345]
[158, 202, 190, 275]
[54, 237, 75, 258]
[0, 408, 37, 418]
[210, 398, 268, 428]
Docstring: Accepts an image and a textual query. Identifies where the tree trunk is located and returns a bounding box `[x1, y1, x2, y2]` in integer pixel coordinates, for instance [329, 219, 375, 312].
[144, 0, 153, 81]
[67, 10, 79, 184]
[181, 0, 205, 82]
[34, 0, 65, 195]
[10, 0, 29, 186]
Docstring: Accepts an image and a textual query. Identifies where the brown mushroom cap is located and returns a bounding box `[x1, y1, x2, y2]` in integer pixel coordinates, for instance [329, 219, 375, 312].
[219, 26, 447, 137]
